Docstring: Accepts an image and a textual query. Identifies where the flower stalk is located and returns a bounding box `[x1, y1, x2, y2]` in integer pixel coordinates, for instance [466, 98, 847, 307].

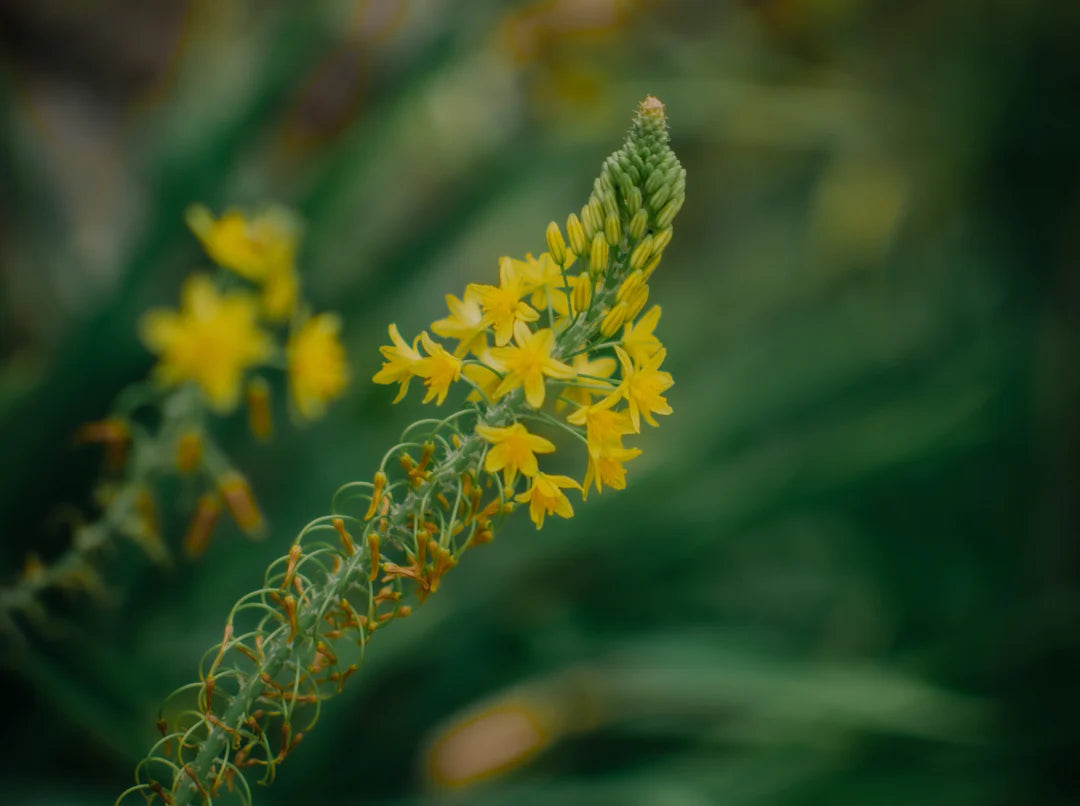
[120, 96, 685, 805]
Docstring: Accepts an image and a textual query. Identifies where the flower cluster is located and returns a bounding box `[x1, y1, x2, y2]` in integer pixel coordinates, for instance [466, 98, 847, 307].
[149, 205, 349, 420]
[120, 96, 684, 806]
[0, 210, 350, 642]
[374, 98, 680, 529]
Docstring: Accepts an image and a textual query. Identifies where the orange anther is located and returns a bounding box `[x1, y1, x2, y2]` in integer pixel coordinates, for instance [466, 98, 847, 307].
[332, 518, 355, 555]
[281, 544, 302, 591]
[366, 532, 381, 581]
[219, 472, 263, 536]
[176, 429, 203, 474]
[365, 472, 387, 521]
[183, 493, 222, 558]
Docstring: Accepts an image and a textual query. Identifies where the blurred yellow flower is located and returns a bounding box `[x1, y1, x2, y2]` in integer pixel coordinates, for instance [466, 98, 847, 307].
[261, 264, 300, 322]
[186, 205, 299, 283]
[514, 472, 580, 529]
[288, 313, 349, 420]
[140, 275, 272, 411]
[475, 422, 556, 486]
[488, 323, 575, 409]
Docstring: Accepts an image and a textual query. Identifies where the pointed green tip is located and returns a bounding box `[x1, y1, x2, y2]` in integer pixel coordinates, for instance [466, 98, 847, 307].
[639, 95, 666, 121]
[629, 95, 670, 150]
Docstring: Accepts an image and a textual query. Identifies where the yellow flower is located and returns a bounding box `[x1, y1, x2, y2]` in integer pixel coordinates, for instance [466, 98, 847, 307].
[583, 444, 642, 499]
[621, 305, 662, 363]
[560, 352, 617, 410]
[415, 333, 462, 406]
[488, 323, 575, 409]
[468, 257, 540, 346]
[515, 252, 572, 315]
[566, 402, 635, 457]
[515, 472, 581, 529]
[475, 422, 556, 486]
[287, 313, 349, 420]
[605, 346, 674, 431]
[431, 290, 487, 356]
[372, 324, 422, 403]
[186, 205, 299, 283]
[140, 274, 272, 411]
[463, 359, 501, 403]
[261, 265, 300, 322]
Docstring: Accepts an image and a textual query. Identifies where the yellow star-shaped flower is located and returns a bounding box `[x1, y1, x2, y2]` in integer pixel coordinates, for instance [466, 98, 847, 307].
[514, 252, 572, 315]
[287, 313, 349, 420]
[372, 324, 422, 403]
[515, 472, 581, 529]
[475, 422, 556, 486]
[621, 305, 663, 363]
[140, 274, 272, 411]
[583, 444, 642, 499]
[487, 323, 575, 409]
[560, 352, 617, 410]
[604, 346, 673, 431]
[467, 257, 540, 346]
[566, 402, 635, 458]
[415, 333, 462, 406]
[431, 289, 487, 357]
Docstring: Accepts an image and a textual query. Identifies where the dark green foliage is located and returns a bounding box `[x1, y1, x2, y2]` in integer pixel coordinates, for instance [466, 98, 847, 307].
[0, 1, 1077, 804]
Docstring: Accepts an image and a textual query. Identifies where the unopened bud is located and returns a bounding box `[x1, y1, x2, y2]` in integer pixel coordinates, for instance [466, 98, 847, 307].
[604, 214, 621, 246]
[655, 196, 683, 229]
[581, 202, 599, 239]
[629, 234, 654, 272]
[601, 191, 619, 219]
[600, 303, 629, 337]
[75, 418, 130, 474]
[365, 471, 387, 521]
[246, 377, 273, 442]
[184, 493, 222, 558]
[649, 184, 672, 213]
[628, 209, 648, 240]
[570, 274, 592, 314]
[132, 486, 168, 564]
[625, 285, 650, 320]
[642, 251, 663, 280]
[566, 213, 587, 256]
[545, 221, 567, 267]
[645, 167, 665, 195]
[588, 198, 605, 231]
[589, 233, 609, 274]
[176, 429, 203, 474]
[652, 226, 673, 255]
[219, 471, 263, 536]
[617, 270, 645, 303]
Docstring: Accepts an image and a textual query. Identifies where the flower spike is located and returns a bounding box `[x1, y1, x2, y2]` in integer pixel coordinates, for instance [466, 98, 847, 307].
[122, 96, 685, 806]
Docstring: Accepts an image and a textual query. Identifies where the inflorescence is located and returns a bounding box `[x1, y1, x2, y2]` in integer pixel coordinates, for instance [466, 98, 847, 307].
[0, 209, 349, 642]
[119, 96, 684, 805]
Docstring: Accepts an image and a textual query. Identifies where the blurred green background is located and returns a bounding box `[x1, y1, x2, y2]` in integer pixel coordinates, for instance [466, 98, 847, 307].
[1, 0, 1079, 803]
